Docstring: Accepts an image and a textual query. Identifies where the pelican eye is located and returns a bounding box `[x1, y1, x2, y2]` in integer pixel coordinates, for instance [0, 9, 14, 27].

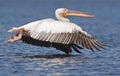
[59, 13, 66, 17]
[62, 13, 66, 16]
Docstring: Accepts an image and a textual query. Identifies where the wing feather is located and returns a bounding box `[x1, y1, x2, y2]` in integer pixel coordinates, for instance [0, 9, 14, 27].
[28, 30, 104, 51]
[21, 19, 104, 51]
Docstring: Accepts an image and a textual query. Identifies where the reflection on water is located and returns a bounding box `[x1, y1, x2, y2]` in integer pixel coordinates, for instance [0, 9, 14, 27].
[7, 54, 94, 76]
[23, 54, 72, 59]
[22, 54, 93, 63]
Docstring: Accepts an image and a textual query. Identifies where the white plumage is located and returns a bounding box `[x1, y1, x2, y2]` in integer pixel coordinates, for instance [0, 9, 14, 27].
[13, 19, 86, 34]
[6, 8, 104, 55]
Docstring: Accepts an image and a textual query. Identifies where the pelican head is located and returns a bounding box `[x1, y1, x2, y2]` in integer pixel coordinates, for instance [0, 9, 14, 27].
[55, 8, 95, 22]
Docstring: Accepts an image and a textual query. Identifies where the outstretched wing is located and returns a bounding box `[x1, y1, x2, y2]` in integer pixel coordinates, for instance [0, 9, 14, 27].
[22, 19, 104, 51]
[29, 31, 104, 51]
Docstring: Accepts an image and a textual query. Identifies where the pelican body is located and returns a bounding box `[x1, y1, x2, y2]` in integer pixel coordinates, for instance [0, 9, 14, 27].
[6, 8, 104, 55]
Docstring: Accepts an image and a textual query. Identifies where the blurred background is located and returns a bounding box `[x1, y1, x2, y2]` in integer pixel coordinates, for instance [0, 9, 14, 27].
[0, 0, 120, 76]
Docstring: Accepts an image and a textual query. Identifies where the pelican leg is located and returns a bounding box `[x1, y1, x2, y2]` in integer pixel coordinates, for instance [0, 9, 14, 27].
[6, 29, 23, 43]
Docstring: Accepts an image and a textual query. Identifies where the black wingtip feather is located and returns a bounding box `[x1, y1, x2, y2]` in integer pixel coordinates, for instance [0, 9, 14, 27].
[73, 44, 84, 49]
[21, 36, 73, 55]
[72, 45, 82, 53]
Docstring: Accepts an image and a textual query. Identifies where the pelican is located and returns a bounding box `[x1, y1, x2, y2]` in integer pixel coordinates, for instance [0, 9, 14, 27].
[6, 8, 104, 55]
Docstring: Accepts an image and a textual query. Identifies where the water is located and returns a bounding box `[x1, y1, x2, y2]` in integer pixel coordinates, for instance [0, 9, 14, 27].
[0, 0, 120, 76]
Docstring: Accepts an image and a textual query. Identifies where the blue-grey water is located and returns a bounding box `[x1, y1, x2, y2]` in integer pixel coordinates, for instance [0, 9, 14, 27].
[0, 0, 120, 76]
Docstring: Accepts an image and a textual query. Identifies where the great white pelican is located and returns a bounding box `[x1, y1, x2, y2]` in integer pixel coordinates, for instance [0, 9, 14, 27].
[6, 8, 104, 55]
